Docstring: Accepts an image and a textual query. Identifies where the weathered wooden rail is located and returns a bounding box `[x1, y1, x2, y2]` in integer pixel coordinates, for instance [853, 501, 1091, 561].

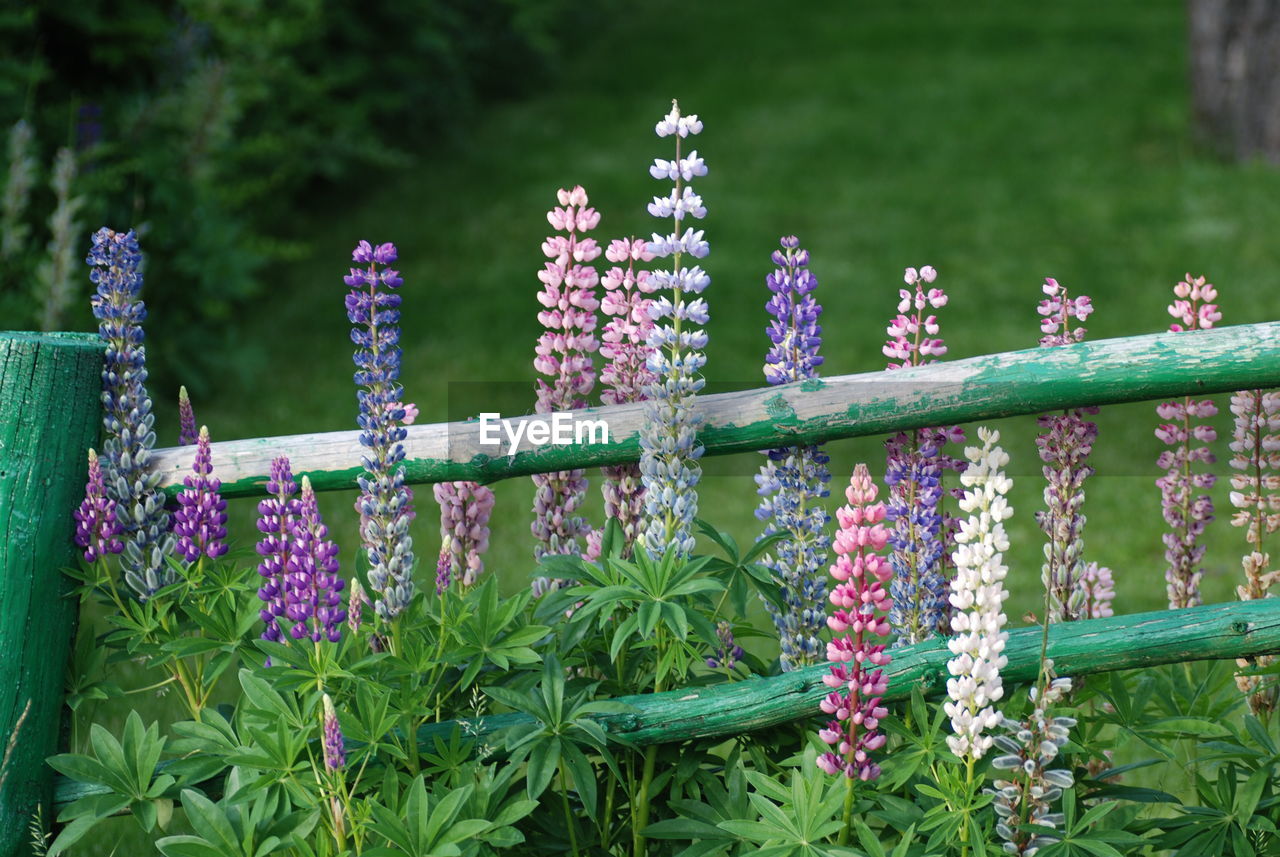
[3, 323, 1280, 855]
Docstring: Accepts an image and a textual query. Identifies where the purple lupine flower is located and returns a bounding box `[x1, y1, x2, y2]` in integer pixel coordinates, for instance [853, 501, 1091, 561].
[882, 266, 964, 645]
[322, 693, 345, 771]
[755, 237, 831, 671]
[639, 101, 710, 559]
[705, 620, 744, 670]
[1034, 278, 1099, 623]
[256, 456, 301, 646]
[345, 240, 416, 621]
[74, 448, 123, 562]
[87, 227, 175, 598]
[599, 237, 657, 558]
[531, 186, 600, 568]
[172, 426, 229, 564]
[1157, 274, 1220, 609]
[434, 543, 451, 595]
[178, 386, 198, 446]
[433, 481, 496, 588]
[816, 465, 892, 781]
[284, 476, 346, 643]
[347, 577, 368, 636]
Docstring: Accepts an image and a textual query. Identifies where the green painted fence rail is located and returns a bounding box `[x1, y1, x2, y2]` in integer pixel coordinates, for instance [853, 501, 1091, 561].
[5, 322, 1280, 852]
[147, 322, 1280, 498]
[50, 599, 1280, 809]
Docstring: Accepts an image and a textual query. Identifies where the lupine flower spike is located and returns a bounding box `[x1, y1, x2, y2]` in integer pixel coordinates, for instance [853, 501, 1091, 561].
[1229, 389, 1280, 710]
[1, 120, 35, 261]
[705, 620, 744, 672]
[531, 186, 600, 571]
[178, 386, 198, 446]
[87, 227, 175, 598]
[1075, 562, 1115, 619]
[434, 481, 497, 589]
[755, 237, 831, 670]
[256, 456, 301, 648]
[37, 146, 86, 331]
[172, 426, 228, 565]
[74, 449, 123, 563]
[638, 100, 710, 559]
[945, 428, 1012, 762]
[345, 240, 415, 621]
[285, 476, 346, 643]
[1034, 278, 1099, 623]
[816, 464, 892, 783]
[1156, 274, 1220, 609]
[599, 237, 657, 557]
[322, 693, 345, 771]
[883, 266, 964, 645]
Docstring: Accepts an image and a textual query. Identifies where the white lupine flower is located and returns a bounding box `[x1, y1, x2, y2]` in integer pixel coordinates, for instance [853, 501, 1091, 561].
[945, 427, 1013, 760]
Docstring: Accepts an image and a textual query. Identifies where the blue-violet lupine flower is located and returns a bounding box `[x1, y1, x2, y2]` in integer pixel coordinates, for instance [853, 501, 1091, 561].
[599, 237, 657, 558]
[638, 101, 709, 559]
[345, 240, 415, 621]
[1157, 274, 1220, 609]
[531, 186, 599, 567]
[434, 481, 496, 588]
[74, 448, 123, 562]
[945, 428, 1012, 761]
[87, 226, 175, 598]
[257, 456, 301, 646]
[1034, 278, 1098, 623]
[284, 475, 346, 643]
[883, 266, 964, 645]
[172, 425, 228, 564]
[705, 620, 744, 671]
[755, 236, 831, 671]
[178, 386, 198, 446]
[322, 693, 345, 771]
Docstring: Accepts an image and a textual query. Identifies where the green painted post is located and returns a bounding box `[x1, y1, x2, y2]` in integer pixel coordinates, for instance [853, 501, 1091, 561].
[0, 332, 101, 857]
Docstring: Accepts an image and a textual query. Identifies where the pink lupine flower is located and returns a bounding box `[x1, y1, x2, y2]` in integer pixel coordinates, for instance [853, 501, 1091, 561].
[816, 464, 892, 782]
[1074, 562, 1115, 619]
[433, 480, 496, 588]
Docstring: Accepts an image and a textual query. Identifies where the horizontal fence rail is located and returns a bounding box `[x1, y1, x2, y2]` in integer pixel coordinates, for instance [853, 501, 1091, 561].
[51, 599, 1280, 810]
[149, 322, 1280, 498]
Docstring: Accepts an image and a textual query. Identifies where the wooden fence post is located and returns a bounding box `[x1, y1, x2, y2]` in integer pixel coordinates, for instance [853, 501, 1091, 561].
[0, 332, 101, 857]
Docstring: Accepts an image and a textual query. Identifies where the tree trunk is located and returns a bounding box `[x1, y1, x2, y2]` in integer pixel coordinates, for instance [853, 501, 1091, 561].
[1189, 0, 1280, 163]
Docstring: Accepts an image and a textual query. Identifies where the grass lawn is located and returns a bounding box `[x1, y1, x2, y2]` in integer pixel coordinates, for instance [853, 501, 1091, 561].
[73, 1, 1280, 851]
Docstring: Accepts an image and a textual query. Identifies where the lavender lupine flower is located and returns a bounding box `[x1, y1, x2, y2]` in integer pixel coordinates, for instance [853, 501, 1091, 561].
[1074, 562, 1115, 619]
[74, 449, 123, 562]
[883, 266, 964, 645]
[599, 237, 657, 557]
[990, 669, 1077, 855]
[284, 476, 346, 643]
[88, 227, 175, 598]
[945, 428, 1012, 761]
[322, 693, 345, 771]
[754, 237, 831, 670]
[433, 481, 496, 588]
[530, 186, 600, 568]
[347, 577, 368, 636]
[434, 544, 451, 595]
[37, 147, 86, 332]
[178, 386, 198, 446]
[1157, 274, 1221, 609]
[256, 456, 301, 646]
[1, 119, 35, 261]
[816, 464, 892, 781]
[638, 101, 710, 559]
[172, 426, 228, 564]
[1034, 278, 1098, 623]
[705, 620, 744, 670]
[1228, 389, 1280, 707]
[345, 240, 415, 621]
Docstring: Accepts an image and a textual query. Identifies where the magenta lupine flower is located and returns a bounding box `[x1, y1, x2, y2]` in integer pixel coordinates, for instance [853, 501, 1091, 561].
[433, 481, 496, 588]
[284, 476, 346, 643]
[322, 694, 345, 771]
[345, 240, 416, 620]
[74, 449, 123, 562]
[531, 186, 600, 566]
[816, 464, 892, 781]
[1075, 562, 1115, 619]
[883, 266, 964, 645]
[178, 386, 198, 446]
[172, 426, 229, 564]
[1035, 278, 1099, 623]
[599, 237, 656, 557]
[256, 456, 301, 646]
[1157, 274, 1220, 609]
